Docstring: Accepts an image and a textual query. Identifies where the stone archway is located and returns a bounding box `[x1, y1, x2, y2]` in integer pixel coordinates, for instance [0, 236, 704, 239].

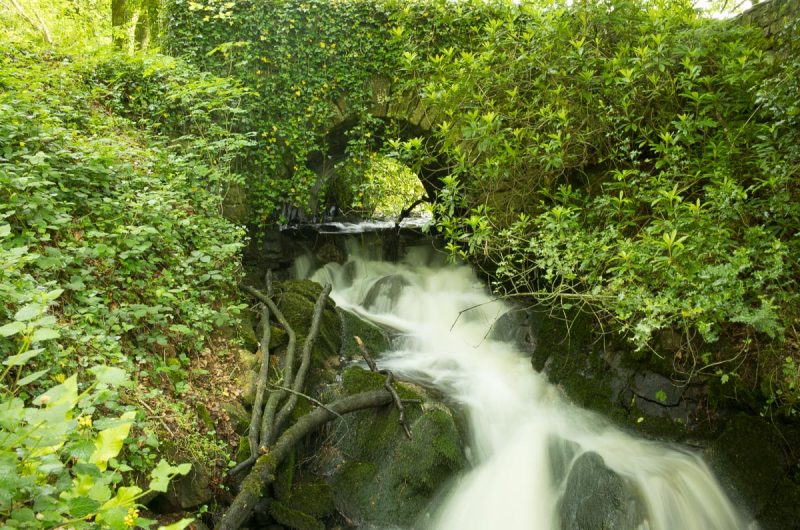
[305, 76, 451, 220]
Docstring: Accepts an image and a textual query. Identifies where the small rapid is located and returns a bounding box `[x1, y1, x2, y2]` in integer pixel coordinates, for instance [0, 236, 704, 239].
[296, 241, 754, 530]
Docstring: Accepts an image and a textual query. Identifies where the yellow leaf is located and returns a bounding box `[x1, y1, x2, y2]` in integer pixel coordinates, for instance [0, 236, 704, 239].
[90, 411, 136, 471]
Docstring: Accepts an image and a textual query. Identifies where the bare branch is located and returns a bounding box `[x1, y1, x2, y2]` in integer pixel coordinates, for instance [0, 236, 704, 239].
[272, 284, 332, 442]
[9, 0, 52, 47]
[216, 389, 393, 530]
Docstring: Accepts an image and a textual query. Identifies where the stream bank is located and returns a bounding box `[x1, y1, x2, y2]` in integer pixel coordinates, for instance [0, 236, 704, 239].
[152, 226, 800, 529]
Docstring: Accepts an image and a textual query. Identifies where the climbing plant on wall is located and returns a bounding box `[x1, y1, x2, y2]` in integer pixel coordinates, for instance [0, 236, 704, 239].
[161, 0, 508, 222]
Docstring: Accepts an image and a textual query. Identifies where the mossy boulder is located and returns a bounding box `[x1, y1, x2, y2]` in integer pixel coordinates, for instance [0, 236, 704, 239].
[223, 400, 250, 436]
[339, 308, 390, 361]
[276, 279, 341, 364]
[325, 367, 466, 527]
[705, 414, 800, 530]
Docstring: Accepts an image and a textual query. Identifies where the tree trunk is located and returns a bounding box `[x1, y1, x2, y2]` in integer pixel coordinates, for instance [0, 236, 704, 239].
[111, 0, 131, 50]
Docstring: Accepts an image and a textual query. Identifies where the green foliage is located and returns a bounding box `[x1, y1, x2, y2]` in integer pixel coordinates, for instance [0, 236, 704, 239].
[389, 1, 799, 412]
[0, 295, 191, 529]
[161, 0, 510, 222]
[0, 41, 247, 524]
[164, 0, 402, 221]
[0, 46, 245, 376]
[0, 0, 111, 52]
[85, 53, 256, 196]
[335, 154, 427, 218]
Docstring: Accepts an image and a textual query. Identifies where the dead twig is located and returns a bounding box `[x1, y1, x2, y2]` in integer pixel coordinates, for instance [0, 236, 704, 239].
[354, 336, 412, 439]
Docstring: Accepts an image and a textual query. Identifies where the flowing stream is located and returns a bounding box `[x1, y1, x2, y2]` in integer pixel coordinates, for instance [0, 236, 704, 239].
[296, 240, 754, 530]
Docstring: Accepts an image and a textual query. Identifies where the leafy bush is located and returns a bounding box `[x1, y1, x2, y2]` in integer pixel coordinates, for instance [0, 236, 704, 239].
[389, 1, 799, 411]
[0, 290, 191, 530]
[0, 46, 245, 373]
[0, 42, 248, 523]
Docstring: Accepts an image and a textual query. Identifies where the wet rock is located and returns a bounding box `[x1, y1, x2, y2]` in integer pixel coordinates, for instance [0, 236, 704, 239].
[559, 452, 644, 530]
[326, 367, 466, 527]
[705, 414, 800, 530]
[339, 308, 390, 361]
[316, 241, 344, 264]
[363, 275, 409, 313]
[489, 308, 538, 359]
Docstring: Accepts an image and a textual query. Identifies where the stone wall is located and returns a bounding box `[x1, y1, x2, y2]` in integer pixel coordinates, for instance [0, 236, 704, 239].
[740, 0, 799, 52]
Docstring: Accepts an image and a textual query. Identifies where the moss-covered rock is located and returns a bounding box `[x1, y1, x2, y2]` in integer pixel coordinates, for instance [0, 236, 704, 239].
[705, 413, 800, 530]
[223, 400, 250, 436]
[339, 308, 390, 361]
[327, 367, 466, 527]
[276, 279, 341, 371]
[269, 500, 324, 530]
[287, 481, 335, 518]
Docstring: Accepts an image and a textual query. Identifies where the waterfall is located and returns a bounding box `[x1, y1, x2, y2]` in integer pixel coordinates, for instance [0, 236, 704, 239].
[297, 240, 754, 530]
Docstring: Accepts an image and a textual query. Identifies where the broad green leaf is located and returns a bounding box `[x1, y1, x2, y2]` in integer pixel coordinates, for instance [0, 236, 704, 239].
[158, 518, 195, 530]
[89, 411, 136, 471]
[89, 365, 130, 388]
[44, 289, 64, 301]
[68, 496, 100, 518]
[96, 505, 128, 529]
[0, 321, 25, 337]
[34, 374, 78, 408]
[169, 324, 193, 335]
[2, 348, 43, 366]
[0, 224, 9, 238]
[17, 368, 49, 386]
[148, 459, 191, 493]
[148, 460, 174, 492]
[31, 328, 60, 343]
[14, 304, 41, 322]
[98, 485, 141, 512]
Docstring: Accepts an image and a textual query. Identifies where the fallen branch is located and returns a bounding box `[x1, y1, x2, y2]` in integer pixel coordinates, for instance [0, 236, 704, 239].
[272, 284, 332, 443]
[238, 283, 298, 450]
[354, 336, 412, 439]
[229, 302, 272, 478]
[215, 389, 393, 530]
[250, 304, 272, 455]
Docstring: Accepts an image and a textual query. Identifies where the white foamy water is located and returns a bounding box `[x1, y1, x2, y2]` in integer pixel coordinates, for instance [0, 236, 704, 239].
[297, 241, 754, 530]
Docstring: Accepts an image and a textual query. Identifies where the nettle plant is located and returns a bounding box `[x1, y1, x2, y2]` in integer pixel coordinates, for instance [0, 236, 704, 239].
[0, 236, 191, 530]
[394, 1, 800, 412]
[0, 42, 248, 523]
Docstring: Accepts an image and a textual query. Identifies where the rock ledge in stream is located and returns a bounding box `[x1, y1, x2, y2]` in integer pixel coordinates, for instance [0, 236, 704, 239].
[322, 367, 466, 528]
[233, 278, 467, 529]
[558, 452, 644, 530]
